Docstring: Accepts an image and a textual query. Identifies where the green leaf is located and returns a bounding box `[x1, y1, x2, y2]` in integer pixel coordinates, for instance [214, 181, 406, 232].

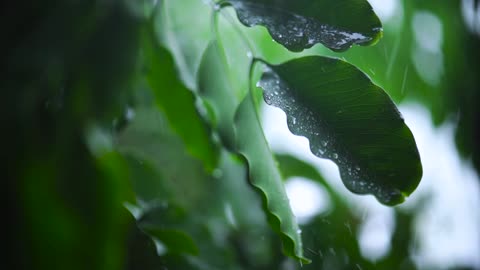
[138, 202, 200, 255]
[235, 94, 310, 263]
[118, 106, 241, 266]
[142, 228, 199, 255]
[274, 155, 375, 269]
[257, 56, 422, 206]
[275, 154, 338, 201]
[275, 154, 327, 183]
[197, 42, 239, 149]
[142, 24, 218, 171]
[198, 41, 309, 263]
[225, 0, 382, 52]
[117, 106, 213, 211]
[125, 216, 164, 270]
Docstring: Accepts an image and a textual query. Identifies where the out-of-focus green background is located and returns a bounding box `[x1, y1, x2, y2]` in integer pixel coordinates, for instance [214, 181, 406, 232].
[3, 0, 479, 269]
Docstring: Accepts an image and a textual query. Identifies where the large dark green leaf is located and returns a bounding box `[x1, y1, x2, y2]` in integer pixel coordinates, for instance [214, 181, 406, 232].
[257, 56, 422, 205]
[225, 0, 382, 52]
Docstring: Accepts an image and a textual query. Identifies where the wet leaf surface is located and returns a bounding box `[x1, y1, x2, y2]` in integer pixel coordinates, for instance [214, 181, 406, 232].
[257, 56, 422, 205]
[226, 0, 382, 52]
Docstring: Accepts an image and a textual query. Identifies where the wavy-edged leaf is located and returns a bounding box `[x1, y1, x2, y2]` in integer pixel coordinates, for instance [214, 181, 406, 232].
[225, 0, 382, 52]
[235, 94, 310, 263]
[257, 56, 422, 205]
[142, 24, 218, 171]
[197, 41, 309, 263]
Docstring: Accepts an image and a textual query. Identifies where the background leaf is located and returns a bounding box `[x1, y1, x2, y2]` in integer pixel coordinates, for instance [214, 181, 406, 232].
[143, 23, 219, 171]
[257, 56, 422, 205]
[226, 0, 382, 52]
[197, 41, 239, 149]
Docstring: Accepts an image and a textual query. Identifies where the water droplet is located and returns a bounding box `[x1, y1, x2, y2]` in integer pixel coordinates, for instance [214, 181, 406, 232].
[332, 153, 338, 159]
[297, 229, 302, 234]
[355, 166, 361, 171]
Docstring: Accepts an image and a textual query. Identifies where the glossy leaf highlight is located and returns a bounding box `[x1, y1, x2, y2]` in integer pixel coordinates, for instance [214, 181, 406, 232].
[257, 56, 422, 205]
[226, 0, 382, 52]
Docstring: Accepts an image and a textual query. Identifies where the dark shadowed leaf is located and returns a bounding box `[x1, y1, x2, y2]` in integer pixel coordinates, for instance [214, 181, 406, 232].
[257, 56, 422, 205]
[225, 0, 382, 52]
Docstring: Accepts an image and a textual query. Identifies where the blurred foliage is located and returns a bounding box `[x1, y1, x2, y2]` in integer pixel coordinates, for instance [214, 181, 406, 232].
[3, 0, 479, 270]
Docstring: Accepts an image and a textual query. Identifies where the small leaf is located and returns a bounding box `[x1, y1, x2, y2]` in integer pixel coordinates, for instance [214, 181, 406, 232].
[226, 0, 382, 52]
[257, 56, 422, 205]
